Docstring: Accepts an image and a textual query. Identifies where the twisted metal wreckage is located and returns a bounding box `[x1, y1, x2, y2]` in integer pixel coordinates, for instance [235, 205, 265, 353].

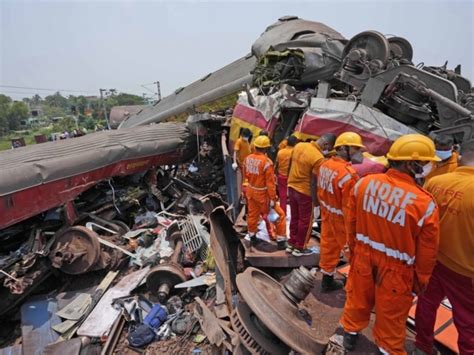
[0, 16, 472, 354]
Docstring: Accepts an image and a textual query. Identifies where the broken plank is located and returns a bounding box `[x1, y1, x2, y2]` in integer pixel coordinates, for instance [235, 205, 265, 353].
[77, 267, 149, 338]
[59, 270, 119, 341]
[56, 293, 92, 321]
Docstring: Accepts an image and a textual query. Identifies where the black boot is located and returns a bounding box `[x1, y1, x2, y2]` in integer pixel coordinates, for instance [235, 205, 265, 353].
[250, 235, 258, 247]
[321, 274, 344, 293]
[343, 331, 358, 351]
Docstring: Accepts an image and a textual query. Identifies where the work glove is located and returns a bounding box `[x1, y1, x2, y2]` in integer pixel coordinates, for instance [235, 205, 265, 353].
[232, 162, 238, 171]
[342, 244, 351, 263]
[269, 200, 275, 208]
[313, 206, 321, 219]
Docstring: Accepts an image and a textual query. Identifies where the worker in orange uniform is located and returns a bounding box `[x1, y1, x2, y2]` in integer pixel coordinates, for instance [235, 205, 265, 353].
[286, 133, 336, 256]
[244, 135, 286, 247]
[424, 134, 459, 182]
[414, 142, 474, 355]
[340, 134, 440, 354]
[233, 128, 252, 202]
[317, 132, 364, 292]
[276, 135, 298, 213]
[250, 130, 269, 153]
[233, 128, 252, 172]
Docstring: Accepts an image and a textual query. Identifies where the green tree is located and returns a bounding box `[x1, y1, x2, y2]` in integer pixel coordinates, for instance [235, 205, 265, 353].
[31, 94, 42, 105]
[44, 92, 68, 109]
[75, 95, 88, 115]
[53, 116, 77, 132]
[0, 94, 12, 135]
[43, 105, 66, 118]
[7, 101, 29, 131]
[113, 93, 145, 106]
[83, 116, 96, 130]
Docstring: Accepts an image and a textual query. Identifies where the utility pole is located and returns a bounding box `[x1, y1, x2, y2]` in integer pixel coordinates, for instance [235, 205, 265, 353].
[154, 81, 161, 103]
[99, 88, 111, 130]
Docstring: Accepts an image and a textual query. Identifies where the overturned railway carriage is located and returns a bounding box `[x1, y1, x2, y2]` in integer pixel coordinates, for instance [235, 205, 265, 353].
[228, 19, 473, 156]
[0, 123, 196, 230]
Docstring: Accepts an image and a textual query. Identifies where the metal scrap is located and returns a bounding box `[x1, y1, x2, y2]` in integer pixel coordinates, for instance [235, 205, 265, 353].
[193, 297, 226, 347]
[100, 314, 126, 355]
[146, 232, 186, 303]
[236, 267, 327, 354]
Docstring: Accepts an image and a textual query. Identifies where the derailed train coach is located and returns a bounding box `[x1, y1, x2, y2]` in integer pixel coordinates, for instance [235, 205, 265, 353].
[228, 17, 473, 159]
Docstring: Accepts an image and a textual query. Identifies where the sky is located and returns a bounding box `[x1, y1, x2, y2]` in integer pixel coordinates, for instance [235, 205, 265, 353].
[0, 0, 473, 100]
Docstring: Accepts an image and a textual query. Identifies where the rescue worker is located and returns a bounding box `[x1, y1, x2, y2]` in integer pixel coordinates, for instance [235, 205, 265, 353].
[233, 128, 252, 203]
[286, 133, 336, 256]
[414, 142, 474, 355]
[232, 128, 252, 171]
[250, 130, 269, 153]
[276, 135, 298, 213]
[424, 134, 459, 182]
[341, 134, 440, 354]
[317, 132, 363, 292]
[248, 130, 278, 239]
[244, 135, 286, 247]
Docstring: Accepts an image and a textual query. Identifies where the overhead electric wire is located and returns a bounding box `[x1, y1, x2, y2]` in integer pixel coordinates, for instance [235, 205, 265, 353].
[0, 84, 95, 94]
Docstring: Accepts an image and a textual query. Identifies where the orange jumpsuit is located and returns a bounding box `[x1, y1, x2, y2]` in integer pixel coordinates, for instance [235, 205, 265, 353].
[341, 169, 439, 354]
[424, 151, 459, 182]
[244, 152, 286, 239]
[317, 157, 358, 275]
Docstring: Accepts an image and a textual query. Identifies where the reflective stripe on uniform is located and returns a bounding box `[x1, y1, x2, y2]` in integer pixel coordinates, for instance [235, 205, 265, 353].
[356, 233, 416, 265]
[248, 184, 268, 191]
[320, 200, 343, 215]
[352, 177, 364, 197]
[338, 173, 352, 189]
[417, 200, 436, 227]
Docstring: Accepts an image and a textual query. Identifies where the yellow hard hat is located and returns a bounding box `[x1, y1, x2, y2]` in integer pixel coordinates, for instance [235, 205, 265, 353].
[363, 152, 389, 167]
[253, 135, 271, 148]
[334, 132, 366, 149]
[387, 134, 441, 161]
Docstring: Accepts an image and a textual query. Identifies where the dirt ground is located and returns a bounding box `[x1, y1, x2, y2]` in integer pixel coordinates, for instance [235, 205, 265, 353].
[303, 272, 419, 354]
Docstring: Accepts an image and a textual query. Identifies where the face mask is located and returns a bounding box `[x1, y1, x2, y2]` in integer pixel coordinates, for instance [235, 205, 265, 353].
[436, 149, 452, 160]
[414, 162, 434, 179]
[322, 149, 329, 155]
[243, 136, 249, 141]
[348, 148, 364, 164]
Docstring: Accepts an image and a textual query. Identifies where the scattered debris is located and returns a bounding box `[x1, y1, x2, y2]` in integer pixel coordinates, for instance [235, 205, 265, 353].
[21, 296, 60, 355]
[1, 15, 469, 355]
[77, 267, 149, 338]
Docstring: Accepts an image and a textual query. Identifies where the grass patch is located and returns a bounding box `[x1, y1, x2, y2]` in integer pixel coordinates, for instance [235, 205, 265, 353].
[0, 126, 55, 151]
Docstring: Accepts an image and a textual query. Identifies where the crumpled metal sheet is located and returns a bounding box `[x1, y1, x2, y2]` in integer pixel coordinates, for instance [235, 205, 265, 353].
[119, 55, 256, 128]
[296, 98, 418, 155]
[21, 296, 61, 355]
[252, 18, 345, 57]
